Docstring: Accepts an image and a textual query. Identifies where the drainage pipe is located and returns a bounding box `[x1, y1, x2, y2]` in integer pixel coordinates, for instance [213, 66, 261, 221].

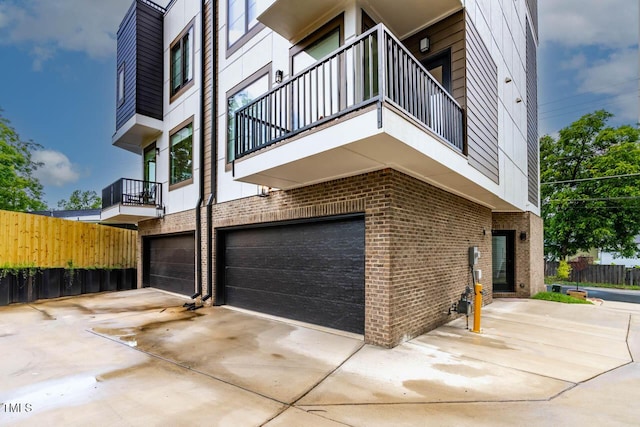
[203, 0, 217, 303]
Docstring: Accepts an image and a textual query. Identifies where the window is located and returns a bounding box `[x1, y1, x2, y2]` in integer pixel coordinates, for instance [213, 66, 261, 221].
[227, 72, 270, 162]
[290, 15, 343, 75]
[117, 63, 125, 106]
[170, 120, 193, 187]
[170, 24, 194, 101]
[227, 0, 266, 54]
[143, 143, 156, 183]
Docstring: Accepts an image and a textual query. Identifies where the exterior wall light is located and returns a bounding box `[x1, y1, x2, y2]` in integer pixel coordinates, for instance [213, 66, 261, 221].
[275, 70, 283, 83]
[419, 37, 430, 53]
[155, 147, 160, 156]
[505, 77, 512, 83]
[515, 97, 522, 103]
[257, 185, 271, 197]
[520, 231, 527, 241]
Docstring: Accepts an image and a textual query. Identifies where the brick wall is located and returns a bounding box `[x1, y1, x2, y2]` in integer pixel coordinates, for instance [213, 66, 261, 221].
[492, 211, 544, 298]
[388, 172, 492, 344]
[208, 169, 492, 347]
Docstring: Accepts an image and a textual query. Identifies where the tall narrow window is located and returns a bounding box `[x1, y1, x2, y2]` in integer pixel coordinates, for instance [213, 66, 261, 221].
[170, 24, 194, 100]
[227, 73, 269, 162]
[170, 120, 193, 187]
[117, 63, 125, 106]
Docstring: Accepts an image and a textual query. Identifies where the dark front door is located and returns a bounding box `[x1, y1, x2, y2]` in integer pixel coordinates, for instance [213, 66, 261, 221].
[218, 217, 365, 334]
[145, 233, 195, 295]
[492, 230, 515, 292]
[421, 49, 452, 93]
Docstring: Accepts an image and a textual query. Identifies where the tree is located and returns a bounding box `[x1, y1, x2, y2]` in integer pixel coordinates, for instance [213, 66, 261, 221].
[0, 110, 47, 212]
[541, 110, 640, 259]
[57, 190, 102, 210]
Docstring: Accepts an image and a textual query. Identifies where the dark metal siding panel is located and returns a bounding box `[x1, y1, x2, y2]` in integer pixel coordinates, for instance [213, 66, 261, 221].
[148, 233, 196, 295]
[222, 218, 365, 334]
[135, 1, 164, 121]
[115, 4, 138, 131]
[465, 13, 499, 183]
[526, 18, 539, 206]
[526, 0, 538, 40]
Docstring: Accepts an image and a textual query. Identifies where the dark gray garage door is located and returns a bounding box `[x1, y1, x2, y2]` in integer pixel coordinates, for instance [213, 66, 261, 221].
[221, 217, 365, 334]
[146, 233, 195, 296]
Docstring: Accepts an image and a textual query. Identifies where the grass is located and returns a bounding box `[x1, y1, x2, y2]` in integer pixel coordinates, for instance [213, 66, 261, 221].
[544, 277, 640, 291]
[532, 292, 593, 304]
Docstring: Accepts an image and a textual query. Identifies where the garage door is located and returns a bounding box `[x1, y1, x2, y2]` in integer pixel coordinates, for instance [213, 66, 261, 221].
[146, 233, 195, 296]
[221, 217, 365, 334]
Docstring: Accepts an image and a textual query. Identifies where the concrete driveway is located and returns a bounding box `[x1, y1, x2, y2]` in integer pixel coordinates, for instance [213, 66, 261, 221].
[1, 289, 638, 426]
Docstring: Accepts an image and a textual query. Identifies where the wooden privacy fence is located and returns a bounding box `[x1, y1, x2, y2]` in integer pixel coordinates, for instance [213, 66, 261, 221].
[545, 261, 640, 286]
[0, 210, 137, 269]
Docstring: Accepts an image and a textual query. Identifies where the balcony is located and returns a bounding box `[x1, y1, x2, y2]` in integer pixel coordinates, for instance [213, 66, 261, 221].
[233, 24, 512, 209]
[101, 178, 163, 224]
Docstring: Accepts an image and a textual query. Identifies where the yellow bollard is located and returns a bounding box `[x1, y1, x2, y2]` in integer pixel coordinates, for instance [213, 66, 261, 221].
[472, 283, 482, 333]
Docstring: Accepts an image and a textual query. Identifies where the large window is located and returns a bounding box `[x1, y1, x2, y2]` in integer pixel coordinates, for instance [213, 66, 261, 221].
[170, 23, 194, 101]
[227, 72, 270, 163]
[170, 119, 193, 188]
[227, 0, 267, 54]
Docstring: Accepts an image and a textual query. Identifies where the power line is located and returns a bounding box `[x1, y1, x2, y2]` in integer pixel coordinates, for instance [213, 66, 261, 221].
[539, 77, 640, 107]
[542, 173, 640, 185]
[539, 90, 640, 120]
[546, 196, 640, 203]
[539, 90, 640, 116]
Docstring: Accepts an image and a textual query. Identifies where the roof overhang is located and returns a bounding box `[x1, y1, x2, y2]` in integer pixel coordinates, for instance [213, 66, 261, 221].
[258, 0, 463, 42]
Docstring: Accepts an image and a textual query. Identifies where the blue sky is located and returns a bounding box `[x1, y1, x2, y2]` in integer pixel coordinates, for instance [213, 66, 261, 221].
[0, 0, 638, 208]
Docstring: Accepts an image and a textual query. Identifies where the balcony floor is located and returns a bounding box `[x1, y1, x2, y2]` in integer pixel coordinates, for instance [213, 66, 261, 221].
[101, 204, 159, 225]
[233, 105, 515, 211]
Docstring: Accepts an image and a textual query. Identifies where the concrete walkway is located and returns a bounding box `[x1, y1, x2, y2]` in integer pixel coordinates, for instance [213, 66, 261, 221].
[0, 289, 638, 426]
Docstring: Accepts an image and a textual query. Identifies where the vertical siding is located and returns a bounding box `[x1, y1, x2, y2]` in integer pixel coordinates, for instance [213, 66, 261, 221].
[402, 11, 466, 108]
[526, 18, 539, 206]
[525, 0, 538, 40]
[465, 13, 499, 183]
[0, 210, 137, 268]
[135, 1, 164, 121]
[115, 0, 163, 132]
[115, 3, 138, 130]
[203, 0, 214, 197]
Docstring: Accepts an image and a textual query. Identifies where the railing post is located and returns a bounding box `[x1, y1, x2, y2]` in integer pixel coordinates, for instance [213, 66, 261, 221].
[378, 25, 386, 102]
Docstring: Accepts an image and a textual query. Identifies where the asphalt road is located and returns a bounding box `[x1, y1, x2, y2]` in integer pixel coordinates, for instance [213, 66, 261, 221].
[547, 284, 640, 304]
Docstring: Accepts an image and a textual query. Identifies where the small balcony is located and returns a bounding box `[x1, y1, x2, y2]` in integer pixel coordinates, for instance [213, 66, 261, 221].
[100, 178, 163, 224]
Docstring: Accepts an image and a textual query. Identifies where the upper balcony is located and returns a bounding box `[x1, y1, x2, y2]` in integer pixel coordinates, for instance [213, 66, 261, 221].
[112, 0, 165, 154]
[101, 178, 163, 224]
[259, 0, 463, 41]
[232, 24, 511, 209]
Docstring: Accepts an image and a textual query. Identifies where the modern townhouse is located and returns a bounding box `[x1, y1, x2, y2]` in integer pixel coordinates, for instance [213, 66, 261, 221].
[101, 0, 542, 347]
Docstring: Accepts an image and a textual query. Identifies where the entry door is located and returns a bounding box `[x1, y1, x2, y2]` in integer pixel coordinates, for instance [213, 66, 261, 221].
[492, 230, 515, 292]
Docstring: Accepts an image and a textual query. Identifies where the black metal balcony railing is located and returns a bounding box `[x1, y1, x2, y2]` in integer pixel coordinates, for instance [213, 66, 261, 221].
[235, 24, 464, 160]
[101, 178, 162, 210]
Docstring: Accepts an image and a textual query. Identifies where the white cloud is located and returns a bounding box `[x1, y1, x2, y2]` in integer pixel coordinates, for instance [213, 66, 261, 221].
[0, 0, 134, 68]
[32, 150, 81, 187]
[540, 0, 638, 49]
[562, 48, 639, 123]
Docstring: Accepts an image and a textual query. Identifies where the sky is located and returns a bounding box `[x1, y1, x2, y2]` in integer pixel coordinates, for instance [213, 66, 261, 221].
[0, 0, 638, 208]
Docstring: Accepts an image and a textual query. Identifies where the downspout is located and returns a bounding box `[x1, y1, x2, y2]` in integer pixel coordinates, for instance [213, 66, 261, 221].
[203, 0, 217, 303]
[192, 0, 206, 301]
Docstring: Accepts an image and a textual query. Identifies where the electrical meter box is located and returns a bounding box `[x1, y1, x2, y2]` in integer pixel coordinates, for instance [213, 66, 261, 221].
[469, 246, 480, 267]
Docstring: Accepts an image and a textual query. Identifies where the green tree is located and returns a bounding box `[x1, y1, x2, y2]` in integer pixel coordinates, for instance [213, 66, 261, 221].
[541, 110, 640, 259]
[0, 110, 47, 212]
[57, 190, 102, 210]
